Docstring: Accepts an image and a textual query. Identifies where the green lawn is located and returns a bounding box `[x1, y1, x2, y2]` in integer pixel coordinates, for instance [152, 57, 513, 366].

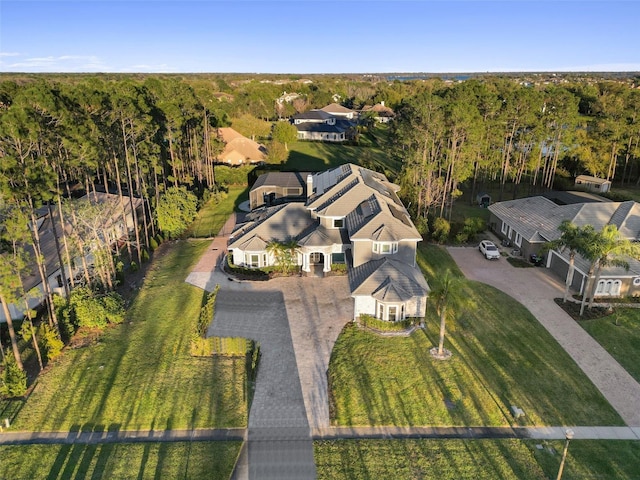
[529, 439, 640, 480]
[579, 308, 640, 383]
[187, 186, 249, 238]
[0, 441, 241, 480]
[328, 243, 622, 427]
[315, 439, 640, 480]
[314, 439, 546, 480]
[1, 240, 248, 432]
[284, 140, 400, 174]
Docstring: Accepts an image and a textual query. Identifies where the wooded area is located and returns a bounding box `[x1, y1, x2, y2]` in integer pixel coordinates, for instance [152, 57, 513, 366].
[1, 73, 640, 389]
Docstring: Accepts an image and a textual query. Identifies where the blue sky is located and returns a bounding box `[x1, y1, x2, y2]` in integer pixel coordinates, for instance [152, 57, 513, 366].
[1, 1, 639, 73]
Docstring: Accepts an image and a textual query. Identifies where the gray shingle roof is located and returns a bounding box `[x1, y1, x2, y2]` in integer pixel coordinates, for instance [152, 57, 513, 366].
[228, 203, 314, 249]
[349, 257, 430, 298]
[489, 196, 640, 243]
[251, 171, 309, 191]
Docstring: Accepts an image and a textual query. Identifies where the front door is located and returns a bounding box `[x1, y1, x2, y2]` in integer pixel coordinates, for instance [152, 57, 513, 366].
[309, 252, 324, 265]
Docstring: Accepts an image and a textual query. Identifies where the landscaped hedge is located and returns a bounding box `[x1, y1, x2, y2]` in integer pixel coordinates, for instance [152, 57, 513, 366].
[358, 314, 419, 332]
[225, 256, 271, 280]
[190, 284, 255, 357]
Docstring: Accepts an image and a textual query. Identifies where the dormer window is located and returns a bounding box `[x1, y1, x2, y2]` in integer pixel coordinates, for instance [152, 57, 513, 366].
[333, 218, 344, 229]
[373, 241, 398, 254]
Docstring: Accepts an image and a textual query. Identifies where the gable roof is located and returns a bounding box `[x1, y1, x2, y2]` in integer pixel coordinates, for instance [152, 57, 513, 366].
[320, 103, 355, 114]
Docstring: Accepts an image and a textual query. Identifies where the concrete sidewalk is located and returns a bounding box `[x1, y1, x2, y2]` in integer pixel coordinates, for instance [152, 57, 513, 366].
[3, 425, 639, 446]
[447, 246, 640, 427]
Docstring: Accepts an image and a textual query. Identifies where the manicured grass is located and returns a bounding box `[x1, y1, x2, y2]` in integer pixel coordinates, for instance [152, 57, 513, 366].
[2, 240, 248, 431]
[416, 243, 463, 289]
[314, 439, 546, 480]
[284, 141, 399, 174]
[529, 439, 640, 480]
[329, 244, 623, 427]
[579, 308, 640, 383]
[187, 186, 249, 238]
[0, 441, 241, 480]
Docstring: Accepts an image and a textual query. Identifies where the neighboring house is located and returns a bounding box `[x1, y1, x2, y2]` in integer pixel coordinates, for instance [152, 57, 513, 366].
[575, 175, 612, 193]
[229, 163, 430, 321]
[216, 127, 267, 165]
[320, 103, 357, 120]
[0, 192, 143, 322]
[488, 196, 640, 298]
[360, 101, 395, 123]
[249, 171, 310, 210]
[291, 109, 357, 142]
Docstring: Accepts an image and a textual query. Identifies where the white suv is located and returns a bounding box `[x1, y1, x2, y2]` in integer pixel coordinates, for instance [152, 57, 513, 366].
[479, 240, 501, 260]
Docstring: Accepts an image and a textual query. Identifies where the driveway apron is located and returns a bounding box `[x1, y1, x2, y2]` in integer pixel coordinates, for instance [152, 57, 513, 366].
[447, 246, 640, 427]
[210, 289, 316, 480]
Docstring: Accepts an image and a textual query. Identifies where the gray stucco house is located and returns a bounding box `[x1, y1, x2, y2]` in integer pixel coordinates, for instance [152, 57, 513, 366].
[228, 164, 430, 321]
[489, 196, 640, 298]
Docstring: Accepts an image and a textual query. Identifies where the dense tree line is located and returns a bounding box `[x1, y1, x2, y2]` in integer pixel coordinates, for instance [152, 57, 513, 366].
[389, 78, 640, 221]
[1, 73, 639, 384]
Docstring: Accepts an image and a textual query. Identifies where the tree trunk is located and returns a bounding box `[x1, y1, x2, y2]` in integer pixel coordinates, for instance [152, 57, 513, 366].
[47, 202, 70, 298]
[0, 292, 24, 370]
[563, 252, 575, 303]
[580, 261, 597, 316]
[438, 305, 447, 356]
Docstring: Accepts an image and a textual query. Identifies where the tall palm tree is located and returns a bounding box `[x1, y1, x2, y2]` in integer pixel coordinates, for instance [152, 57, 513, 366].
[431, 270, 459, 359]
[543, 221, 597, 303]
[583, 225, 640, 313]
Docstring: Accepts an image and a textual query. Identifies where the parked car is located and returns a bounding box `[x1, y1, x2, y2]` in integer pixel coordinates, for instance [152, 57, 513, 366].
[479, 240, 501, 260]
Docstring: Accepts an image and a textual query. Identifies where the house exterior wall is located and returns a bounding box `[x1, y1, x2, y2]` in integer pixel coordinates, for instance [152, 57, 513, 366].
[250, 186, 304, 209]
[297, 131, 345, 142]
[351, 239, 416, 268]
[353, 295, 376, 320]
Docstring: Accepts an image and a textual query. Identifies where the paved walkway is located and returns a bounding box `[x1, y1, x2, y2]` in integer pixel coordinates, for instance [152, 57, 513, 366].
[210, 289, 316, 480]
[447, 246, 640, 427]
[3, 425, 639, 445]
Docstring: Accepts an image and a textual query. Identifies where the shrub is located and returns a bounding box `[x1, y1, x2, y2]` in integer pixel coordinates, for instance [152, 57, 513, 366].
[62, 287, 126, 331]
[432, 217, 451, 243]
[140, 248, 150, 263]
[358, 314, 418, 332]
[1, 354, 27, 398]
[40, 324, 64, 361]
[415, 215, 429, 236]
[130, 261, 139, 272]
[149, 237, 159, 251]
[214, 165, 253, 186]
[155, 186, 198, 238]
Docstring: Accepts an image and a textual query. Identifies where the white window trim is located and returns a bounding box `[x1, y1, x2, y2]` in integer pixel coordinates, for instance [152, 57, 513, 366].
[376, 301, 406, 322]
[501, 222, 508, 235]
[373, 241, 398, 255]
[634, 277, 640, 287]
[514, 232, 522, 248]
[332, 217, 344, 229]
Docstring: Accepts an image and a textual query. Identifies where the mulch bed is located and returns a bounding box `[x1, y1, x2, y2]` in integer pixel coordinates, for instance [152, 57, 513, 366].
[554, 298, 612, 321]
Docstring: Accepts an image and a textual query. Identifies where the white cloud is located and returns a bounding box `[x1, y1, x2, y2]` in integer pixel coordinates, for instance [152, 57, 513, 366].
[0, 52, 21, 57]
[0, 54, 112, 72]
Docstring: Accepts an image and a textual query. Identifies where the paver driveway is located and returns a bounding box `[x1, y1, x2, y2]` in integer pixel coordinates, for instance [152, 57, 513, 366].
[447, 246, 640, 427]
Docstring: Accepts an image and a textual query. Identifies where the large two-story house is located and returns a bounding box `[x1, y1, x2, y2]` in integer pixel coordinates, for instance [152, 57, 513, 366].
[291, 108, 357, 143]
[228, 164, 429, 322]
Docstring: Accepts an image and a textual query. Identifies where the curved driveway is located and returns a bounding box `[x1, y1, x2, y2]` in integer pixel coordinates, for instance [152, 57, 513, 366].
[447, 246, 640, 427]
